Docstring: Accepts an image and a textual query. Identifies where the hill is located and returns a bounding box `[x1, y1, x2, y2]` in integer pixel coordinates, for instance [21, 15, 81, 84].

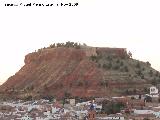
[0, 42, 160, 99]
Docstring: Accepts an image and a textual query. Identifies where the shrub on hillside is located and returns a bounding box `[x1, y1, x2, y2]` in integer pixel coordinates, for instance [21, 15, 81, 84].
[149, 70, 153, 77]
[90, 55, 97, 61]
[136, 70, 142, 76]
[106, 56, 112, 61]
[76, 80, 83, 87]
[151, 79, 157, 86]
[64, 92, 71, 98]
[142, 67, 145, 71]
[98, 64, 101, 68]
[99, 80, 108, 87]
[48, 41, 82, 49]
[116, 59, 120, 63]
[124, 66, 129, 72]
[136, 62, 141, 69]
[24, 95, 32, 101]
[155, 71, 159, 77]
[120, 61, 124, 66]
[102, 101, 125, 114]
[146, 61, 151, 67]
[42, 95, 54, 102]
[102, 64, 107, 69]
[113, 65, 120, 70]
[107, 62, 112, 69]
[141, 74, 144, 79]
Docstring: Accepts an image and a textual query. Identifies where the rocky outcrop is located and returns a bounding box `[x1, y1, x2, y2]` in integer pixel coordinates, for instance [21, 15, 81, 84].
[0, 46, 158, 99]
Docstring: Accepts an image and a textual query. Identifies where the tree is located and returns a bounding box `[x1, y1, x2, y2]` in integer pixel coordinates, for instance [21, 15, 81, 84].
[98, 64, 101, 68]
[151, 78, 157, 86]
[64, 92, 71, 98]
[144, 87, 149, 93]
[24, 95, 32, 101]
[107, 56, 112, 61]
[142, 67, 145, 71]
[90, 55, 97, 61]
[149, 70, 153, 77]
[102, 101, 125, 114]
[77, 80, 83, 87]
[120, 61, 124, 66]
[136, 62, 141, 68]
[113, 65, 120, 70]
[125, 89, 130, 95]
[50, 43, 56, 48]
[56, 43, 62, 47]
[103, 64, 107, 69]
[107, 62, 112, 69]
[155, 71, 159, 77]
[136, 70, 142, 76]
[100, 80, 108, 88]
[133, 89, 137, 94]
[146, 61, 151, 66]
[124, 66, 129, 72]
[128, 51, 132, 58]
[83, 43, 87, 46]
[141, 74, 144, 79]
[116, 59, 120, 63]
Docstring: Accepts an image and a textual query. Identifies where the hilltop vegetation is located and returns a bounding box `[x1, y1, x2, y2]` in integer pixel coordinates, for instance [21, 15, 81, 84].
[36, 41, 87, 53]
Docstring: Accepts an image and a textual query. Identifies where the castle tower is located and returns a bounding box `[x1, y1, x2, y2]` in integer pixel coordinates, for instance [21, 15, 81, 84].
[88, 100, 96, 120]
[88, 109, 96, 120]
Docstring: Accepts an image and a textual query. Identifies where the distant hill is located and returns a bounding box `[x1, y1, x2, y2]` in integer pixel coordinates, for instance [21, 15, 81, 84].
[0, 42, 159, 99]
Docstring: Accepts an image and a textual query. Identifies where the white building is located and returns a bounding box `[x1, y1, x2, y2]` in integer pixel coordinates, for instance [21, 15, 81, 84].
[149, 86, 159, 97]
[150, 86, 158, 94]
[69, 99, 75, 106]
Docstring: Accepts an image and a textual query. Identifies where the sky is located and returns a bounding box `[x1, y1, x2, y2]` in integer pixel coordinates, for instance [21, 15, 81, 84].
[0, 0, 160, 84]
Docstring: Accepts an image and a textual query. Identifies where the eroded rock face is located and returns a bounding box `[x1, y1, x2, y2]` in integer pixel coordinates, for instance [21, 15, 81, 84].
[1, 47, 105, 98]
[24, 47, 85, 64]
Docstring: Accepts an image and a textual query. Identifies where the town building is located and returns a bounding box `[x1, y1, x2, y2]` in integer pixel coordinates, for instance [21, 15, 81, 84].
[149, 86, 159, 97]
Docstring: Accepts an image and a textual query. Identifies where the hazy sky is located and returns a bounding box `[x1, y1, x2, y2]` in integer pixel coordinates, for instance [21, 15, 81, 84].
[0, 0, 160, 84]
